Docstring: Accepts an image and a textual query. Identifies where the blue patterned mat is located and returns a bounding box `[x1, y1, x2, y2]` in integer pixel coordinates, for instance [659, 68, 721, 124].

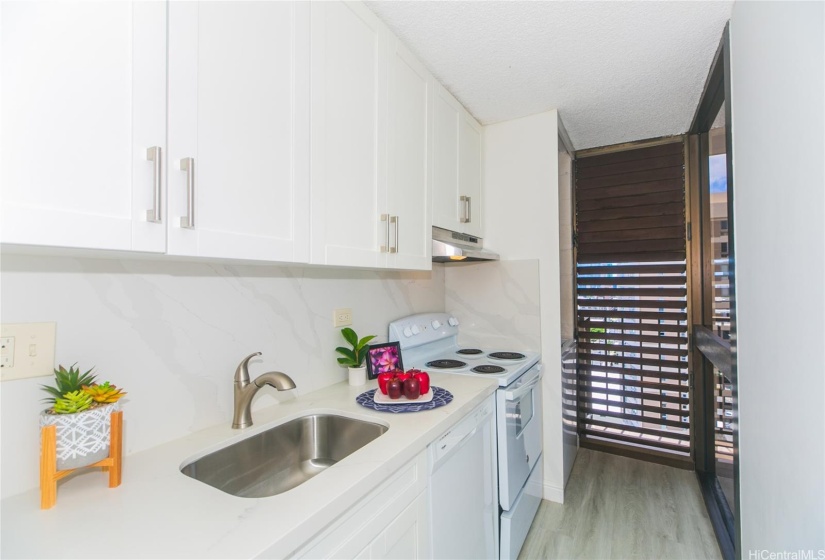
[356, 386, 453, 413]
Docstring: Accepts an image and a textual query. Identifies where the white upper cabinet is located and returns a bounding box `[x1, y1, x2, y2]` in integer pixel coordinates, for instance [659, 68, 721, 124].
[0, 1, 167, 252]
[386, 37, 432, 270]
[167, 2, 310, 262]
[431, 82, 484, 238]
[431, 84, 461, 235]
[2, 0, 471, 269]
[309, 1, 387, 268]
[459, 117, 483, 238]
[310, 1, 431, 270]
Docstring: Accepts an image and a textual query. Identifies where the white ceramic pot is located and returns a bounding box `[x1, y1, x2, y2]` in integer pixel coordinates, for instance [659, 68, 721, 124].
[39, 402, 120, 470]
[348, 366, 367, 387]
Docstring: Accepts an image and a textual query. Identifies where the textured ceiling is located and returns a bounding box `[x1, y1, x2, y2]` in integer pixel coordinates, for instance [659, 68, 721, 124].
[367, 1, 734, 150]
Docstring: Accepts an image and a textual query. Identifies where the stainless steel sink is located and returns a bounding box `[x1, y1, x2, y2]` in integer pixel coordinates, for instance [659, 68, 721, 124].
[181, 414, 388, 498]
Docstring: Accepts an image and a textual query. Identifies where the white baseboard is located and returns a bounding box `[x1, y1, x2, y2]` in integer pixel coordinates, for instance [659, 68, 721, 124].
[542, 483, 564, 504]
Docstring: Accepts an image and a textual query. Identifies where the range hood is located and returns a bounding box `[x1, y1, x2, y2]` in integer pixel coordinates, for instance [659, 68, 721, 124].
[432, 226, 500, 263]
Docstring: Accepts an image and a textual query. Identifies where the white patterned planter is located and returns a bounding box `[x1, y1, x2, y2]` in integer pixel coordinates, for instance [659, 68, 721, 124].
[40, 403, 120, 470]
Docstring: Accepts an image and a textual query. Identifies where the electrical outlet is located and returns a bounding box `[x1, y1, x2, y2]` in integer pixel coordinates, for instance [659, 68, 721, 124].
[0, 323, 56, 381]
[334, 308, 353, 327]
[1, 337, 15, 368]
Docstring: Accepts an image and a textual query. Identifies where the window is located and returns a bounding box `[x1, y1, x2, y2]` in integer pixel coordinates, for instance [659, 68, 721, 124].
[575, 141, 690, 465]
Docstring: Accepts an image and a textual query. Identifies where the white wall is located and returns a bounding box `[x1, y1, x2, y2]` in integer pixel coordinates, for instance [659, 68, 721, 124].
[483, 110, 566, 502]
[444, 260, 542, 352]
[557, 142, 579, 489]
[558, 146, 575, 343]
[0, 255, 444, 499]
[730, 1, 825, 553]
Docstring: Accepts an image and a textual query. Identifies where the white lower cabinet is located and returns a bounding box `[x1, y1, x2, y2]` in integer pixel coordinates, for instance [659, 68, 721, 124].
[293, 451, 430, 559]
[354, 492, 430, 560]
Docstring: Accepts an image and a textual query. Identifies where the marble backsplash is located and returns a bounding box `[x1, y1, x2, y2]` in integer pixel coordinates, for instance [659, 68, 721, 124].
[444, 260, 542, 352]
[0, 255, 445, 498]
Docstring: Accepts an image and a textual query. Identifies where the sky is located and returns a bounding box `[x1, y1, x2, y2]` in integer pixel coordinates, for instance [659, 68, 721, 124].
[710, 154, 727, 193]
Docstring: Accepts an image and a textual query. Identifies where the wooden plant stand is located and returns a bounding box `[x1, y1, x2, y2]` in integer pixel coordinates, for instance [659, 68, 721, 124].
[40, 410, 123, 509]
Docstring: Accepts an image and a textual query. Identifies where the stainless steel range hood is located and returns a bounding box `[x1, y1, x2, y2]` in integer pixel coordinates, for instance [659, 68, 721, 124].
[432, 226, 500, 263]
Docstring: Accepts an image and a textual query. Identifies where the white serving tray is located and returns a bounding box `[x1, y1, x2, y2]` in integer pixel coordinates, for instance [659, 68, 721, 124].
[373, 388, 433, 405]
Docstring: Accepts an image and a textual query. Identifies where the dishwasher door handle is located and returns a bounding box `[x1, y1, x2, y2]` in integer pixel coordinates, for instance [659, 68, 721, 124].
[440, 425, 479, 452]
[431, 406, 493, 466]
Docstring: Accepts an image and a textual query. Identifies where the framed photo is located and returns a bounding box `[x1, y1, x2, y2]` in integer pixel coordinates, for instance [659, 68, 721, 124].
[365, 342, 404, 380]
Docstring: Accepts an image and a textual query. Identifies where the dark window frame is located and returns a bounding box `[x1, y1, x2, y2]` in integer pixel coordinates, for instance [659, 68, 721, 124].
[688, 22, 739, 560]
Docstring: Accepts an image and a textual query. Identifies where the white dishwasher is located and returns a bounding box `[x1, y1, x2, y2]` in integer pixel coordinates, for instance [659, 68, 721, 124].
[429, 395, 498, 559]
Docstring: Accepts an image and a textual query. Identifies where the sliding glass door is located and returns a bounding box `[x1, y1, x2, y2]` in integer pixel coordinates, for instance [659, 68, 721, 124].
[688, 23, 738, 560]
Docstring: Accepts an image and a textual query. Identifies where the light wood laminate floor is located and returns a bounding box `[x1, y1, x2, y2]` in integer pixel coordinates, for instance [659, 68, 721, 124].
[519, 449, 722, 560]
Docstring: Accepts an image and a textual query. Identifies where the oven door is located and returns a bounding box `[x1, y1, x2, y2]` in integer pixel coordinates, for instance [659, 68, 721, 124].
[497, 362, 543, 511]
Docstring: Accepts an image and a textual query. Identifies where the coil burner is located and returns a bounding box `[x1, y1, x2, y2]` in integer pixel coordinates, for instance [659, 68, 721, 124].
[471, 365, 506, 374]
[488, 352, 526, 361]
[426, 359, 468, 369]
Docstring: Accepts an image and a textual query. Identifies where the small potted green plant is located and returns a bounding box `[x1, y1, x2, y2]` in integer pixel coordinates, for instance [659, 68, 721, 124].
[335, 327, 376, 386]
[39, 364, 127, 470]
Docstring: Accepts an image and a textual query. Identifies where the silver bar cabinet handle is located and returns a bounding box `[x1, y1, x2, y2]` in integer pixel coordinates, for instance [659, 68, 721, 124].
[146, 146, 162, 223]
[180, 157, 195, 229]
[380, 214, 390, 252]
[460, 195, 469, 223]
[466, 196, 472, 223]
[390, 215, 399, 253]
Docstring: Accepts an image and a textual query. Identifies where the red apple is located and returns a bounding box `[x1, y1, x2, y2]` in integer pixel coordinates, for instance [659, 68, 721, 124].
[377, 372, 394, 395]
[396, 371, 412, 385]
[387, 379, 402, 399]
[403, 376, 420, 400]
[413, 371, 430, 395]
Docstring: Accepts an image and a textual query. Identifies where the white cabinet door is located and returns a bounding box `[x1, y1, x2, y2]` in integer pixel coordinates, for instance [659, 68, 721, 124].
[459, 115, 483, 237]
[293, 451, 429, 560]
[387, 38, 431, 270]
[167, 1, 309, 262]
[431, 83, 461, 234]
[0, 1, 166, 252]
[430, 81, 484, 238]
[309, 1, 387, 268]
[355, 492, 431, 560]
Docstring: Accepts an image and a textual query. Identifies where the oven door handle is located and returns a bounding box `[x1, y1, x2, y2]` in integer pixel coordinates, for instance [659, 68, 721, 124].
[505, 371, 543, 401]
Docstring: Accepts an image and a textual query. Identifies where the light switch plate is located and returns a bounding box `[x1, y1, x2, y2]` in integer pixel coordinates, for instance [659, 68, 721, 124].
[0, 323, 56, 381]
[334, 308, 353, 327]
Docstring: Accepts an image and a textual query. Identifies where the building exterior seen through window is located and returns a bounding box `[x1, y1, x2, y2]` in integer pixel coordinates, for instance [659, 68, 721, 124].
[708, 102, 734, 512]
[709, 105, 730, 341]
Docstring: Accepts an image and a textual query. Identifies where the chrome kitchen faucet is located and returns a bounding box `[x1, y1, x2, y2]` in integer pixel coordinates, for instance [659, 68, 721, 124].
[232, 352, 296, 429]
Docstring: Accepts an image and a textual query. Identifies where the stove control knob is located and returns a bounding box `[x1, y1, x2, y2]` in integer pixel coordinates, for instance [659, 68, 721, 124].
[448, 317, 459, 327]
[403, 327, 413, 337]
[411, 325, 421, 335]
[431, 319, 441, 329]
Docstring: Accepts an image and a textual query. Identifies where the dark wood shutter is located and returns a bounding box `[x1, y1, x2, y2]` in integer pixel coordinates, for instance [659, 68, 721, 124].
[575, 141, 691, 464]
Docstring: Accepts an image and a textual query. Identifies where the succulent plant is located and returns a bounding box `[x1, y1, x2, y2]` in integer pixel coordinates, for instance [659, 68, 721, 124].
[82, 382, 127, 404]
[335, 327, 376, 368]
[52, 390, 94, 414]
[41, 364, 98, 405]
[40, 364, 126, 414]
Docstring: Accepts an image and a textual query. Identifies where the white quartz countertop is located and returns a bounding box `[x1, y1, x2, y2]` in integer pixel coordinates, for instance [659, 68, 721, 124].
[1, 374, 498, 559]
